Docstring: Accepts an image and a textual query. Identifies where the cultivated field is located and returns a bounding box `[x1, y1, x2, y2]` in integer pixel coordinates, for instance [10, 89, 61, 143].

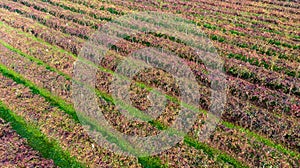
[0, 0, 299, 167]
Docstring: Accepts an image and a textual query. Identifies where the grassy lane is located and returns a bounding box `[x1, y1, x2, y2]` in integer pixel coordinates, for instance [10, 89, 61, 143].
[222, 122, 300, 159]
[0, 70, 142, 167]
[0, 43, 72, 102]
[0, 8, 84, 55]
[207, 124, 299, 167]
[154, 143, 235, 168]
[0, 102, 83, 167]
[0, 118, 55, 167]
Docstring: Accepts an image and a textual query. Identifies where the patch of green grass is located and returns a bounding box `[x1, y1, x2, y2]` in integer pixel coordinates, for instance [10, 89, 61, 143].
[203, 23, 217, 30]
[138, 157, 168, 168]
[229, 30, 245, 36]
[0, 63, 79, 122]
[0, 101, 84, 168]
[0, 21, 78, 59]
[184, 136, 248, 168]
[0, 40, 71, 80]
[223, 122, 300, 160]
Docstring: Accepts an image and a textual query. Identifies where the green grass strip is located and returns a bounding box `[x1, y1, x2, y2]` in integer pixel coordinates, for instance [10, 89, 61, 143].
[0, 39, 71, 80]
[223, 121, 300, 160]
[138, 157, 168, 168]
[0, 21, 78, 59]
[184, 136, 248, 168]
[0, 101, 84, 168]
[0, 63, 79, 122]
[0, 61, 139, 154]
[0, 62, 161, 166]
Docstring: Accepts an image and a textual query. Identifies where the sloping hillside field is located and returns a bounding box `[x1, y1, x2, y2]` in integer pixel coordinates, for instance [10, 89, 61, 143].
[0, 0, 299, 167]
